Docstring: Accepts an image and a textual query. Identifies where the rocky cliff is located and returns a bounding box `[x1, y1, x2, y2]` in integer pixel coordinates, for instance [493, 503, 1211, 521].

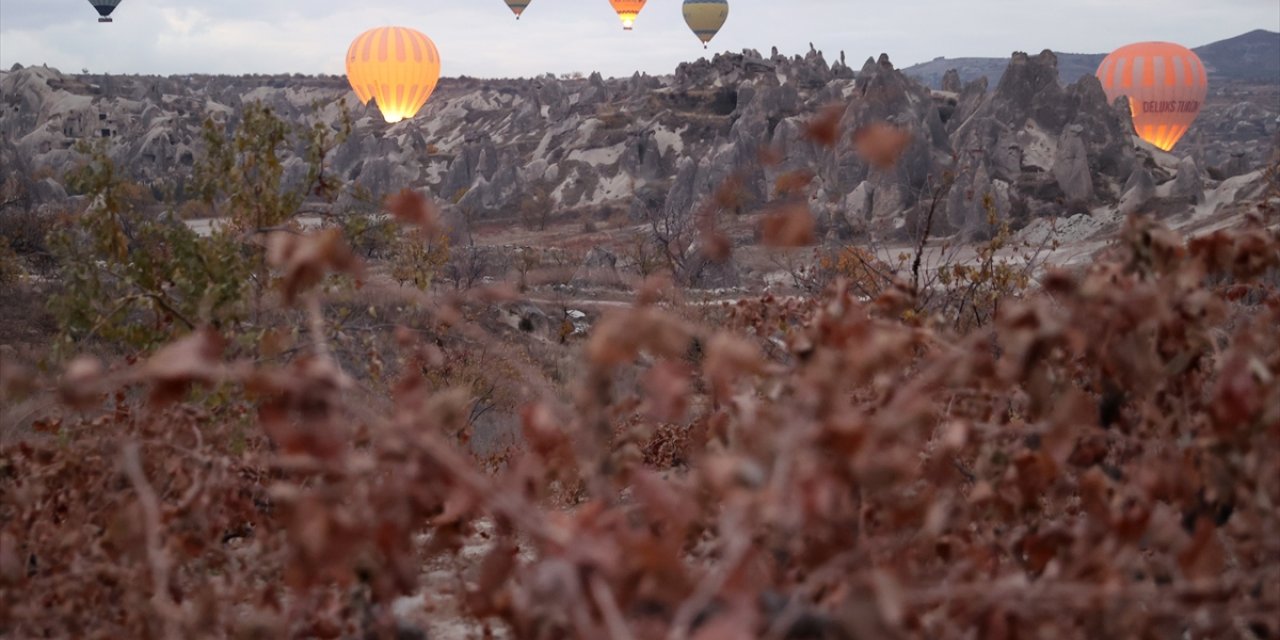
[2, 40, 1276, 242]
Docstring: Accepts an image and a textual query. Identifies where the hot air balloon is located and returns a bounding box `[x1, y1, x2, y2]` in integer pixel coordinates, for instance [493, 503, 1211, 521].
[505, 0, 532, 20]
[345, 26, 442, 124]
[682, 0, 728, 48]
[88, 0, 122, 22]
[609, 0, 648, 31]
[1096, 42, 1208, 152]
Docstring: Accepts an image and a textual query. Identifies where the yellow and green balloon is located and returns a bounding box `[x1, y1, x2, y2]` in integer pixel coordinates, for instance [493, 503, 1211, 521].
[682, 0, 728, 48]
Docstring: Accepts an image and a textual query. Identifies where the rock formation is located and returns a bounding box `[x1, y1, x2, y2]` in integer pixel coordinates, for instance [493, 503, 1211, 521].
[1, 41, 1274, 247]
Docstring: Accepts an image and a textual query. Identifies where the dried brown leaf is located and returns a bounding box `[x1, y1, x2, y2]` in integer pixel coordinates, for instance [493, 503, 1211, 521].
[712, 174, 747, 212]
[59, 355, 104, 409]
[1177, 517, 1225, 581]
[703, 332, 765, 397]
[267, 228, 362, 304]
[760, 204, 816, 248]
[0, 530, 21, 585]
[700, 228, 732, 262]
[803, 104, 845, 147]
[140, 327, 226, 405]
[852, 123, 912, 169]
[386, 188, 440, 233]
[757, 144, 784, 167]
[774, 169, 815, 197]
[587, 308, 691, 368]
[641, 360, 692, 423]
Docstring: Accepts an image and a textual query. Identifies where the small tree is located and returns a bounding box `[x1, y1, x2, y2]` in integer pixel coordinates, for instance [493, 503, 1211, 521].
[390, 231, 450, 290]
[0, 236, 20, 285]
[48, 102, 350, 351]
[519, 182, 554, 231]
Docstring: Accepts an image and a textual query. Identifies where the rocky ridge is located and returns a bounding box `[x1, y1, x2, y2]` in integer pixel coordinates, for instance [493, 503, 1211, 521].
[2, 40, 1276, 254]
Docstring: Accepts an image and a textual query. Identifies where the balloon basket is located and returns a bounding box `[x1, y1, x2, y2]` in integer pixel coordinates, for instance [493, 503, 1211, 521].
[98, 17, 112, 22]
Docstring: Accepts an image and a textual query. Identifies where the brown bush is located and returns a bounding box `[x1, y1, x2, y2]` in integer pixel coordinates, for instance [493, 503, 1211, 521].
[3, 105, 1279, 640]
[2, 213, 1277, 639]
[0, 209, 55, 259]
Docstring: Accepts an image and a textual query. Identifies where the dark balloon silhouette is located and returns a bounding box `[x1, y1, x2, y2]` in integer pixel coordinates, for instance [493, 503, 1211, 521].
[88, 0, 122, 23]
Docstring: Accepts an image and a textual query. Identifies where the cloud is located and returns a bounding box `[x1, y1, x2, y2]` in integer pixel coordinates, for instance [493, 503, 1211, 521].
[0, 0, 1275, 77]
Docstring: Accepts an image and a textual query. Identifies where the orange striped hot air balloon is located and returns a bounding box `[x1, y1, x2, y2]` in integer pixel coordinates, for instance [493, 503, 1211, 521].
[1096, 42, 1208, 152]
[609, 0, 648, 30]
[345, 26, 442, 124]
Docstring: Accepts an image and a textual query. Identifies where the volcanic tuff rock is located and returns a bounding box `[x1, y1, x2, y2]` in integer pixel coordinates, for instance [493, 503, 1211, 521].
[1, 34, 1275, 245]
[907, 31, 1280, 176]
[942, 50, 1140, 233]
[1116, 165, 1156, 217]
[571, 247, 622, 288]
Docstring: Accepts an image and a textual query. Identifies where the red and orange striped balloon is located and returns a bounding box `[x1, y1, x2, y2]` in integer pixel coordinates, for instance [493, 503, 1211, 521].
[1096, 42, 1208, 152]
[345, 26, 442, 124]
[609, 0, 648, 30]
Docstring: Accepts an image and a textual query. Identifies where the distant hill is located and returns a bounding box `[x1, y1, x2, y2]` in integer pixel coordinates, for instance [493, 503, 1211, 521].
[903, 29, 1280, 88]
[1196, 29, 1280, 82]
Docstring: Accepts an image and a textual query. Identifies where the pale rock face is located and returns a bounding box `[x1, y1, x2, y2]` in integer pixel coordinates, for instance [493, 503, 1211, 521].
[941, 69, 963, 94]
[2, 44, 1267, 244]
[571, 247, 621, 288]
[1168, 156, 1205, 204]
[1054, 125, 1094, 205]
[842, 181, 873, 229]
[1117, 166, 1156, 217]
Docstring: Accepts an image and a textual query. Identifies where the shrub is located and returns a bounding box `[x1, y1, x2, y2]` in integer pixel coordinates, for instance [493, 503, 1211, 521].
[2, 215, 1277, 639]
[42, 104, 350, 355]
[0, 236, 21, 285]
[389, 230, 450, 290]
[3, 97, 1278, 640]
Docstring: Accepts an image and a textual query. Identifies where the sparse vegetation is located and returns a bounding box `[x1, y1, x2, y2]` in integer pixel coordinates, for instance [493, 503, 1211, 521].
[4, 200, 1278, 638]
[2, 42, 1279, 640]
[42, 102, 360, 353]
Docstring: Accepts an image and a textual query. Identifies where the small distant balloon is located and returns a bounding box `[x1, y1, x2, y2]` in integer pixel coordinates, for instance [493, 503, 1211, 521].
[1096, 42, 1208, 152]
[609, 0, 648, 31]
[682, 0, 729, 48]
[88, 0, 122, 23]
[345, 27, 442, 124]
[505, 0, 532, 20]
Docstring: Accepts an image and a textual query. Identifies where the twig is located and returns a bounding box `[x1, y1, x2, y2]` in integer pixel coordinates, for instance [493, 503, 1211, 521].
[666, 508, 752, 640]
[590, 574, 637, 640]
[951, 458, 977, 484]
[122, 442, 183, 639]
[911, 180, 948, 295]
[902, 572, 1263, 611]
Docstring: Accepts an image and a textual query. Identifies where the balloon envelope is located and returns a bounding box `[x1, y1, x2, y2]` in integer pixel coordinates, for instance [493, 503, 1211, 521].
[609, 0, 648, 30]
[682, 0, 729, 47]
[345, 26, 442, 124]
[1096, 42, 1208, 152]
[88, 0, 121, 22]
[505, 0, 531, 19]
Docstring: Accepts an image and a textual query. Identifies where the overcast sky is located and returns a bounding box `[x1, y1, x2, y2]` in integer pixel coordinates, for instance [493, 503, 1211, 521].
[1, 0, 1276, 78]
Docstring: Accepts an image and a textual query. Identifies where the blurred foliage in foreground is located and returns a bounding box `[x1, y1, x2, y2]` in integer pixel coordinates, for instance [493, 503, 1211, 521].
[1, 106, 1278, 639]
